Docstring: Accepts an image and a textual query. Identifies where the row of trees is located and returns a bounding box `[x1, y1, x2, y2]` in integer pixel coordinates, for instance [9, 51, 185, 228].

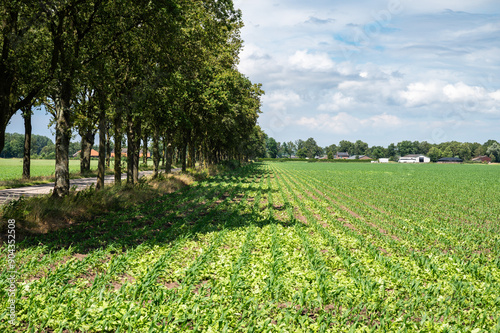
[1, 0, 265, 196]
[265, 137, 500, 162]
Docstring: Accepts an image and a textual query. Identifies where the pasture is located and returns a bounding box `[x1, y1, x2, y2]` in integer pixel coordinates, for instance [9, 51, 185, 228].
[1, 162, 499, 332]
[0, 159, 99, 181]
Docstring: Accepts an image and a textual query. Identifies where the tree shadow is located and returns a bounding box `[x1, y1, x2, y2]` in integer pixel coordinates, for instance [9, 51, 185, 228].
[17, 163, 294, 254]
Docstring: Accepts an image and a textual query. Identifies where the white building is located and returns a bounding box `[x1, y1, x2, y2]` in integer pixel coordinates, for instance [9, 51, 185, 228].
[379, 158, 389, 163]
[398, 154, 430, 163]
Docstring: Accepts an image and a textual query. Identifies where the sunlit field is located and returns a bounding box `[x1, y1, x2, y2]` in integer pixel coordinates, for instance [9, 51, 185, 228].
[0, 159, 99, 181]
[1, 162, 499, 332]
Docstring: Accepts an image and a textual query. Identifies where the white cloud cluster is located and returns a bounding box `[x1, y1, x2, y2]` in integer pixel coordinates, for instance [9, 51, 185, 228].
[296, 112, 402, 135]
[234, 0, 500, 146]
[399, 81, 500, 112]
[288, 50, 336, 72]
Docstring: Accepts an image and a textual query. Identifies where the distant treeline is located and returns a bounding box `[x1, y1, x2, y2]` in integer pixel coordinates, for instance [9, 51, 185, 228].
[1, 133, 79, 159]
[265, 136, 500, 162]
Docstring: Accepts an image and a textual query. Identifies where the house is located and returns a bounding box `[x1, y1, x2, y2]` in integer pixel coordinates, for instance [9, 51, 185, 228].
[471, 155, 491, 163]
[347, 155, 372, 160]
[72, 149, 99, 158]
[110, 148, 128, 158]
[110, 148, 150, 158]
[437, 157, 463, 164]
[335, 152, 349, 159]
[398, 154, 430, 163]
[379, 158, 389, 163]
[139, 149, 151, 158]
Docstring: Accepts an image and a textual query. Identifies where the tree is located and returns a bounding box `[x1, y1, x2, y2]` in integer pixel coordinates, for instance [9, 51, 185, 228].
[0, 2, 53, 154]
[303, 137, 322, 158]
[458, 143, 472, 161]
[442, 147, 453, 158]
[338, 140, 354, 155]
[427, 147, 442, 162]
[266, 137, 278, 158]
[387, 143, 396, 158]
[486, 142, 500, 162]
[397, 140, 414, 157]
[325, 144, 338, 159]
[353, 140, 368, 156]
[369, 146, 386, 159]
[296, 147, 307, 158]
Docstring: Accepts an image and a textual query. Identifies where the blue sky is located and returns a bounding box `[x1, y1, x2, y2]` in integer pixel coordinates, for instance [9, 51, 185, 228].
[6, 0, 500, 148]
[234, 0, 500, 147]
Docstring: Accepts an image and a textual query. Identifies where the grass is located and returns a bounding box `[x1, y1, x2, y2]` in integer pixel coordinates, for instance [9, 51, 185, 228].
[0, 162, 499, 332]
[0, 158, 161, 189]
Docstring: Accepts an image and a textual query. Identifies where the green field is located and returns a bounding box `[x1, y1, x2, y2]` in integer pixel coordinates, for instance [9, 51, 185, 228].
[0, 158, 99, 181]
[1, 162, 500, 332]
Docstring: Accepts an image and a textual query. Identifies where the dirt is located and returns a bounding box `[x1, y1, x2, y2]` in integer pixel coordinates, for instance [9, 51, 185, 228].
[161, 281, 179, 290]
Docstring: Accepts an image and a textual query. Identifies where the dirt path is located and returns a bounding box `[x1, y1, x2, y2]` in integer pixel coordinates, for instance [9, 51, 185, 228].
[0, 169, 180, 206]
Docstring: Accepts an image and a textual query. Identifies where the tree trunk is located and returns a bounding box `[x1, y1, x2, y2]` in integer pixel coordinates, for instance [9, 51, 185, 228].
[106, 124, 111, 169]
[53, 81, 72, 198]
[126, 115, 135, 184]
[80, 130, 94, 173]
[166, 141, 173, 174]
[143, 134, 148, 165]
[187, 141, 196, 169]
[96, 105, 106, 190]
[162, 136, 166, 167]
[22, 106, 32, 180]
[152, 128, 159, 178]
[133, 122, 141, 183]
[113, 115, 122, 185]
[181, 142, 187, 172]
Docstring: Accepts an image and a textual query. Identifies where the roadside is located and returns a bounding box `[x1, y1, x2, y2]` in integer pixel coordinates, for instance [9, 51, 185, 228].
[0, 169, 179, 206]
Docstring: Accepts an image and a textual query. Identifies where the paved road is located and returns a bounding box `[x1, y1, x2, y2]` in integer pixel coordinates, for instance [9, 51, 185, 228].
[0, 169, 179, 206]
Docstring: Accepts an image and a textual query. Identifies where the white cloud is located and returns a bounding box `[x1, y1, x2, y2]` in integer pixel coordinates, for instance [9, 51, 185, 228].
[490, 90, 500, 101]
[399, 80, 445, 107]
[262, 90, 302, 111]
[288, 50, 336, 72]
[443, 82, 486, 101]
[318, 92, 354, 111]
[296, 112, 403, 135]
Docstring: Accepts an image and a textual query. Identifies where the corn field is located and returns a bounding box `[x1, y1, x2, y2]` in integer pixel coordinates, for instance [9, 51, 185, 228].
[1, 162, 500, 332]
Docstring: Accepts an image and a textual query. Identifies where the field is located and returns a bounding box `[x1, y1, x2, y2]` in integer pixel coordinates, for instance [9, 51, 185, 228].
[0, 159, 99, 181]
[1, 162, 500, 332]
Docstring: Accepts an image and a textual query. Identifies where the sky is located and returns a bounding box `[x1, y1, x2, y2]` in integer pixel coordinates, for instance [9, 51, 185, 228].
[6, 0, 500, 148]
[233, 0, 500, 147]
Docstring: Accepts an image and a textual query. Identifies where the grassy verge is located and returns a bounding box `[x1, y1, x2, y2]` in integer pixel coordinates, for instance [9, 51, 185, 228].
[0, 166, 215, 242]
[0, 158, 176, 189]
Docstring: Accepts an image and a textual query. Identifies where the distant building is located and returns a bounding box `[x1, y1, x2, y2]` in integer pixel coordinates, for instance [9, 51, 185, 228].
[110, 148, 150, 158]
[398, 154, 430, 163]
[335, 152, 349, 159]
[471, 155, 491, 163]
[378, 158, 389, 163]
[73, 149, 99, 158]
[437, 157, 463, 164]
[347, 155, 372, 160]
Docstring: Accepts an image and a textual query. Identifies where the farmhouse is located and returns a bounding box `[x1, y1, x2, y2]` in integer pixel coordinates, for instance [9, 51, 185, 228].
[471, 155, 491, 163]
[347, 155, 372, 160]
[398, 154, 430, 163]
[110, 148, 151, 158]
[335, 152, 349, 159]
[72, 149, 99, 158]
[437, 157, 463, 164]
